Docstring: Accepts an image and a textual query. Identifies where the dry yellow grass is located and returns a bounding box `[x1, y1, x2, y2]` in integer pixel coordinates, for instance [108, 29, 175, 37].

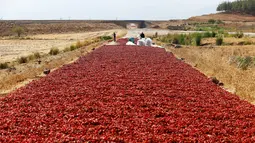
[0, 29, 126, 63]
[165, 44, 255, 104]
[202, 37, 255, 45]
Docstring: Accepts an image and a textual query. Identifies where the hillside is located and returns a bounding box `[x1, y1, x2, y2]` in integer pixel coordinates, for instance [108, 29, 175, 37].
[189, 12, 255, 22]
[0, 20, 123, 37]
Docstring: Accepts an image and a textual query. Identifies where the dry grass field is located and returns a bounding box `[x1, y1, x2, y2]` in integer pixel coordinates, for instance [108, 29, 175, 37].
[165, 42, 255, 104]
[0, 29, 125, 62]
[202, 37, 255, 45]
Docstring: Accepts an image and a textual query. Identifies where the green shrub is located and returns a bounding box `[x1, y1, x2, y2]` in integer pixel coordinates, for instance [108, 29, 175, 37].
[244, 40, 252, 45]
[49, 48, 60, 55]
[63, 47, 71, 52]
[12, 26, 25, 37]
[216, 20, 224, 24]
[208, 19, 216, 24]
[100, 36, 112, 41]
[76, 41, 83, 48]
[70, 45, 77, 51]
[216, 37, 223, 46]
[28, 54, 35, 60]
[237, 56, 253, 70]
[234, 31, 244, 38]
[17, 56, 28, 64]
[0, 63, 9, 69]
[203, 32, 212, 38]
[194, 34, 202, 46]
[172, 36, 179, 44]
[178, 34, 186, 45]
[34, 52, 41, 59]
[211, 31, 216, 37]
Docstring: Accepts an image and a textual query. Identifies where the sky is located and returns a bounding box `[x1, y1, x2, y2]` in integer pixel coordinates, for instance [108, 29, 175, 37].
[0, 0, 233, 20]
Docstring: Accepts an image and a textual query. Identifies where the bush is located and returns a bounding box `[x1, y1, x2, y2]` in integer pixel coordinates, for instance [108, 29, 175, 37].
[203, 32, 212, 38]
[184, 36, 192, 45]
[216, 37, 223, 46]
[70, 45, 77, 51]
[216, 20, 224, 24]
[237, 56, 253, 70]
[234, 31, 244, 38]
[194, 34, 202, 46]
[172, 37, 179, 44]
[0, 63, 9, 69]
[76, 41, 83, 48]
[208, 19, 216, 24]
[49, 48, 60, 55]
[211, 31, 216, 37]
[100, 36, 112, 41]
[17, 56, 28, 64]
[34, 52, 41, 59]
[178, 34, 185, 45]
[12, 26, 25, 37]
[28, 54, 35, 61]
[63, 47, 71, 52]
[244, 39, 252, 45]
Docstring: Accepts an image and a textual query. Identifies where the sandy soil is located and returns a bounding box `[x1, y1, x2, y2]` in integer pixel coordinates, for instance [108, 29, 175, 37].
[0, 29, 124, 62]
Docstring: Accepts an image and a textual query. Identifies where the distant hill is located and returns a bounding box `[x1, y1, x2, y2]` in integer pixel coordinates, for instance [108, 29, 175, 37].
[188, 12, 255, 22]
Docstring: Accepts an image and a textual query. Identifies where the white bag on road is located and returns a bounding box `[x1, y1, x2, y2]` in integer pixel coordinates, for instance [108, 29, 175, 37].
[137, 38, 146, 46]
[145, 38, 152, 46]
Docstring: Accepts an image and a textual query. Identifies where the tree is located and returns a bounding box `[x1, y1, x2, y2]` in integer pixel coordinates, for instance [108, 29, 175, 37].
[217, 0, 255, 15]
[12, 26, 24, 37]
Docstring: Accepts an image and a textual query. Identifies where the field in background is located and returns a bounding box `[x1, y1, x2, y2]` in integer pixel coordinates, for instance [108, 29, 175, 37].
[0, 29, 125, 62]
[149, 13, 255, 33]
[0, 20, 123, 36]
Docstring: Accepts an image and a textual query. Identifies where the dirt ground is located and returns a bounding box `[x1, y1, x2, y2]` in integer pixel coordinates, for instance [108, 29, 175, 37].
[0, 29, 125, 62]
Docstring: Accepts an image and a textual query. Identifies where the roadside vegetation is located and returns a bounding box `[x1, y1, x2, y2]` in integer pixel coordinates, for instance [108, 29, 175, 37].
[0, 63, 9, 70]
[158, 30, 254, 47]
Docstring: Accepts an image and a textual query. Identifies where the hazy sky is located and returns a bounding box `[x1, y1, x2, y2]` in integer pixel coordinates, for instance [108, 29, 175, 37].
[1, 0, 232, 20]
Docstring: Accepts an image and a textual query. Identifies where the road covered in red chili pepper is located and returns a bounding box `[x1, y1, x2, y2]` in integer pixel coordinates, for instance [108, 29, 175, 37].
[1, 39, 255, 142]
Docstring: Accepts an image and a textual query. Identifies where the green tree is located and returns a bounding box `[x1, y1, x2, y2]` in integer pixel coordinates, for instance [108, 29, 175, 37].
[217, 0, 255, 15]
[12, 26, 24, 37]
